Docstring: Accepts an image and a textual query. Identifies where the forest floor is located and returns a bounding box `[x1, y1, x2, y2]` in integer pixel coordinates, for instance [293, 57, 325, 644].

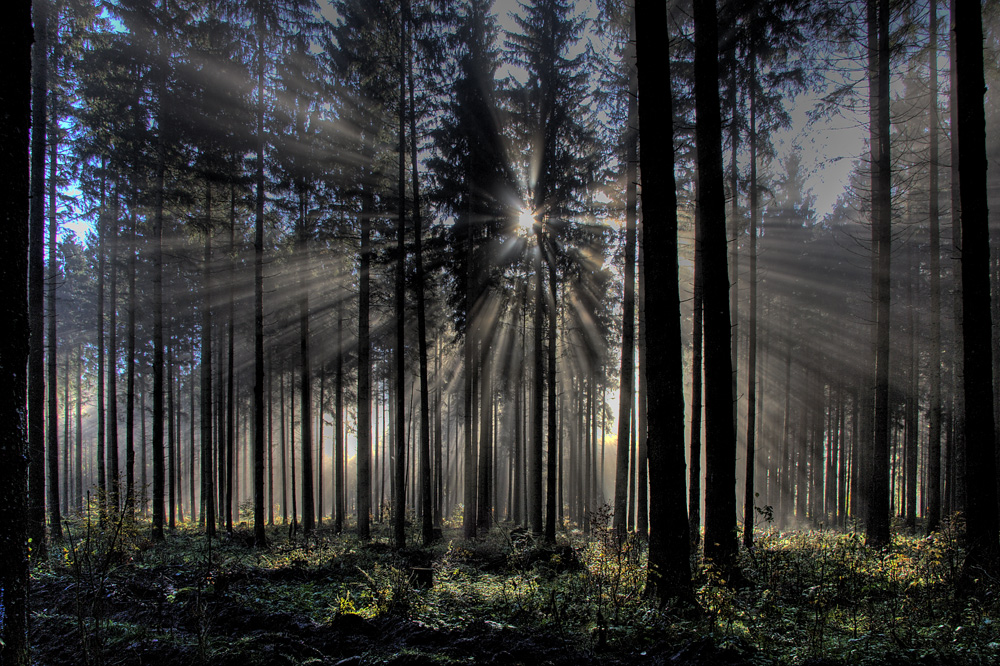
[27, 510, 1000, 665]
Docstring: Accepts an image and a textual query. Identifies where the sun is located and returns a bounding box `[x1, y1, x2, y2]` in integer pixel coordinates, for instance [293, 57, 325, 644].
[517, 208, 536, 235]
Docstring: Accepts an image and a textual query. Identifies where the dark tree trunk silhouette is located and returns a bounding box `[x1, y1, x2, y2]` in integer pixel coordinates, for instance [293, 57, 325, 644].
[955, 0, 999, 582]
[695, 0, 738, 571]
[28, 0, 48, 554]
[46, 47, 61, 538]
[867, 0, 892, 549]
[743, 53, 759, 550]
[357, 188, 373, 541]
[0, 4, 33, 659]
[614, 21, 637, 536]
[394, 10, 407, 548]
[926, 0, 942, 533]
[201, 217, 215, 538]
[689, 171, 704, 549]
[253, 10, 267, 547]
[636, 0, 692, 602]
[108, 194, 119, 511]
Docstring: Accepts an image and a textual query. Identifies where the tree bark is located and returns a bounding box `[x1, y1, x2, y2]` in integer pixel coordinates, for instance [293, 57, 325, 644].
[955, 0, 999, 582]
[0, 3, 33, 659]
[393, 9, 406, 548]
[636, 0, 692, 602]
[613, 22, 637, 536]
[28, 0, 48, 554]
[867, 0, 892, 549]
[743, 53, 758, 550]
[357, 188, 373, 540]
[695, 0, 738, 571]
[46, 40, 61, 537]
[926, 0, 942, 533]
[253, 10, 267, 546]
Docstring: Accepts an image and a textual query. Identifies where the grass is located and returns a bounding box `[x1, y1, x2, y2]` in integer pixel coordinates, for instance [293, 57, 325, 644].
[27, 509, 1000, 665]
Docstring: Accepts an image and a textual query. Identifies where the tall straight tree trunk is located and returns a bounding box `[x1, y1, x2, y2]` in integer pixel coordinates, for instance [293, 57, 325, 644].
[290, 376, 298, 533]
[252, 10, 267, 546]
[696, 0, 738, 571]
[949, 0, 966, 517]
[905, 242, 918, 531]
[955, 0, 1000, 581]
[335, 302, 345, 533]
[28, 0, 48, 553]
[743, 56, 759, 550]
[636, 0, 692, 601]
[76, 345, 83, 511]
[108, 194, 119, 511]
[357, 188, 373, 540]
[151, 30, 167, 540]
[614, 25, 637, 536]
[201, 221, 215, 538]
[408, 0, 432, 545]
[267, 349, 274, 525]
[464, 230, 479, 539]
[477, 343, 493, 532]
[545, 248, 558, 543]
[97, 162, 106, 516]
[126, 207, 137, 518]
[636, 223, 648, 540]
[280, 369, 287, 525]
[225, 185, 235, 534]
[167, 341, 175, 529]
[868, 0, 893, 549]
[317, 373, 324, 525]
[0, 5, 33, 658]
[927, 0, 943, 533]
[298, 188, 315, 535]
[393, 12, 407, 548]
[689, 171, 704, 547]
[46, 62, 61, 537]
[530, 236, 543, 535]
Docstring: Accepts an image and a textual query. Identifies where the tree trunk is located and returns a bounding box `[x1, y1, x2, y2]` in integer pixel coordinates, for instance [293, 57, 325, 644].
[545, 246, 558, 544]
[252, 4, 268, 547]
[201, 220, 215, 538]
[151, 43, 167, 540]
[0, 4, 33, 658]
[298, 189, 315, 535]
[689, 170, 704, 546]
[613, 23, 637, 536]
[530, 235, 543, 535]
[695, 0, 738, 571]
[46, 55, 61, 537]
[636, 223, 648, 540]
[393, 11, 407, 548]
[28, 0, 48, 553]
[636, 0, 692, 601]
[335, 304, 345, 533]
[108, 193, 119, 511]
[743, 55, 758, 550]
[867, 0, 892, 549]
[357, 188, 373, 540]
[926, 0, 942, 533]
[126, 206, 137, 518]
[955, 0, 1000, 582]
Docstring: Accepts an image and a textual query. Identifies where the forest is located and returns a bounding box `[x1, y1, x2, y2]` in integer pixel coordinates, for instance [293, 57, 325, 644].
[1, 0, 1000, 663]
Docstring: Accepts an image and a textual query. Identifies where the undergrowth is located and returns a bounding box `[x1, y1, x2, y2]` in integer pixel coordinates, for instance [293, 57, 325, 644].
[28, 508, 1000, 665]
